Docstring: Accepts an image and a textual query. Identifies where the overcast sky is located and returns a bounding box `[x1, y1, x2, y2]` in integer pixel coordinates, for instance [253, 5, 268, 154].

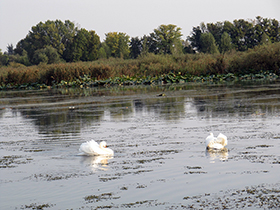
[1, 0, 280, 52]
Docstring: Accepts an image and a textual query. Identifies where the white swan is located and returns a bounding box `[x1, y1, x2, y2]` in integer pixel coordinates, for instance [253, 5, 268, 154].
[79, 140, 114, 156]
[205, 133, 227, 150]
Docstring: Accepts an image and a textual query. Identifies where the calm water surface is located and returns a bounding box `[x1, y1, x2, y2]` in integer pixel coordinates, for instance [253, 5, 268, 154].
[1, 82, 280, 209]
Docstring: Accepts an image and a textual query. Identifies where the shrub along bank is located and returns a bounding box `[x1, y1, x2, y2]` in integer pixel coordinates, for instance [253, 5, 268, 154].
[0, 42, 279, 90]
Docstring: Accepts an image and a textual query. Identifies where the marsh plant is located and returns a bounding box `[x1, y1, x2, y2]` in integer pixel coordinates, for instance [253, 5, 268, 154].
[0, 42, 279, 90]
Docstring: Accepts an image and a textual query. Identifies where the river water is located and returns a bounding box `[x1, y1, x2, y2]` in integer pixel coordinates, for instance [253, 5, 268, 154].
[1, 81, 280, 209]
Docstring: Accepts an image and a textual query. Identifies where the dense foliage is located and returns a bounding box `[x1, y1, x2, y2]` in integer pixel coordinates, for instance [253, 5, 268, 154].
[1, 16, 279, 67]
[0, 42, 279, 89]
[0, 16, 279, 89]
[188, 16, 280, 53]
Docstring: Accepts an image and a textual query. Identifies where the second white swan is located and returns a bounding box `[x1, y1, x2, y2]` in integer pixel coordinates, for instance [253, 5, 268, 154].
[79, 140, 114, 156]
[205, 133, 227, 150]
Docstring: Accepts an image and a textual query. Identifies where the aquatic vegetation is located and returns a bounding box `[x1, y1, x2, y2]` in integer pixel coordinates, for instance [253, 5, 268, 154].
[182, 184, 280, 209]
[32, 172, 90, 181]
[184, 166, 207, 174]
[0, 155, 32, 168]
[121, 200, 159, 208]
[22, 203, 54, 209]
[0, 42, 279, 90]
[84, 192, 120, 203]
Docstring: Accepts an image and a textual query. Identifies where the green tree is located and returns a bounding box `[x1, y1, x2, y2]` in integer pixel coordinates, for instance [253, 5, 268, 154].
[15, 50, 30, 66]
[207, 22, 223, 47]
[98, 47, 107, 59]
[105, 32, 130, 58]
[0, 54, 9, 66]
[220, 32, 232, 53]
[200, 33, 219, 54]
[188, 26, 203, 52]
[98, 42, 110, 59]
[256, 16, 280, 43]
[187, 17, 280, 53]
[64, 29, 100, 62]
[269, 19, 280, 43]
[87, 30, 100, 61]
[118, 33, 130, 58]
[171, 39, 183, 56]
[232, 19, 254, 51]
[183, 40, 195, 54]
[7, 44, 14, 55]
[15, 20, 78, 63]
[32, 49, 49, 65]
[32, 46, 60, 65]
[140, 36, 148, 56]
[260, 33, 271, 45]
[152, 24, 183, 54]
[141, 34, 157, 54]
[0, 49, 9, 66]
[129, 37, 142, 58]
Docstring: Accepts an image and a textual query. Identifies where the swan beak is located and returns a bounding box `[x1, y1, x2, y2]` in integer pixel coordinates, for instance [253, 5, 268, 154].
[105, 145, 107, 148]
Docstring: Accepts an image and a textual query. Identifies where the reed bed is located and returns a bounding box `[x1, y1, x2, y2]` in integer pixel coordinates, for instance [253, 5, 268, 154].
[0, 42, 279, 89]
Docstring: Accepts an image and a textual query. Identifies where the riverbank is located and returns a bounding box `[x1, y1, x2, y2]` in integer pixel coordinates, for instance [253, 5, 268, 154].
[0, 42, 279, 90]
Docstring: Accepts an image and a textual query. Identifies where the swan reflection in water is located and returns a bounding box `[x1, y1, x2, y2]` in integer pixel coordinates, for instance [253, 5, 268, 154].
[80, 155, 113, 171]
[205, 148, 229, 162]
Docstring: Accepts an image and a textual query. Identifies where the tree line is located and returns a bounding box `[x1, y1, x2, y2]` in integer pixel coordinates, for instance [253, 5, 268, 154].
[0, 16, 279, 66]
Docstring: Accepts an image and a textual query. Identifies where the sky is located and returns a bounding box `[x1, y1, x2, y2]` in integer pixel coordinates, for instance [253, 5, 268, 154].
[1, 0, 280, 52]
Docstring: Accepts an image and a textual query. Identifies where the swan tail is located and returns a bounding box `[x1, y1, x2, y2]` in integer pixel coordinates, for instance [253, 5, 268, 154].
[216, 133, 228, 146]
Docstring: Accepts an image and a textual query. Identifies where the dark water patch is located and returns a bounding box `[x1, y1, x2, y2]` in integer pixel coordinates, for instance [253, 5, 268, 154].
[136, 183, 147, 189]
[98, 168, 154, 182]
[31, 172, 93, 181]
[122, 165, 143, 170]
[21, 203, 55, 209]
[136, 157, 164, 164]
[241, 170, 269, 174]
[256, 144, 274, 148]
[99, 176, 122, 182]
[230, 153, 276, 164]
[120, 200, 164, 208]
[84, 199, 164, 209]
[185, 166, 202, 169]
[0, 155, 32, 168]
[132, 149, 180, 157]
[21, 148, 49, 152]
[84, 192, 120, 203]
[184, 171, 207, 174]
[184, 166, 207, 175]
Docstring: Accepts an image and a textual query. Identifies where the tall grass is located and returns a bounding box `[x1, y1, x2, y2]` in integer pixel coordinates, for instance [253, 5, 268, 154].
[0, 42, 279, 87]
[226, 42, 280, 75]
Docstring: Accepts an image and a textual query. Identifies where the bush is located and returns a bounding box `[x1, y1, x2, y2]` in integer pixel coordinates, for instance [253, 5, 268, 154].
[0, 42, 279, 88]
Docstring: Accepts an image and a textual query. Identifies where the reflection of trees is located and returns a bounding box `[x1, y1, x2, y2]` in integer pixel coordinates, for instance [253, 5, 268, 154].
[192, 86, 280, 118]
[19, 107, 103, 135]
[133, 99, 144, 112]
[1, 83, 280, 135]
[193, 95, 255, 118]
[106, 101, 133, 120]
[144, 97, 186, 120]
